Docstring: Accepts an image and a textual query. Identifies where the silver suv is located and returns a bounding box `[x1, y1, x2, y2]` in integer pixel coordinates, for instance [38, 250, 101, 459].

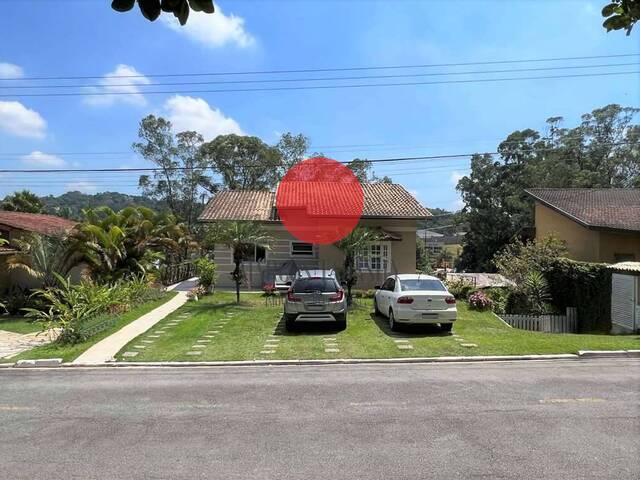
[284, 276, 347, 330]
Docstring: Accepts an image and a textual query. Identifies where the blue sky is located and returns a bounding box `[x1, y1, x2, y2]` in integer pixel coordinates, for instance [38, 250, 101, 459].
[0, 0, 638, 210]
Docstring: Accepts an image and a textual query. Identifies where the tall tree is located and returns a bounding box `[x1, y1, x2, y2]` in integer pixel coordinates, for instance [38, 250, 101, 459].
[1, 190, 43, 213]
[276, 132, 310, 174]
[200, 134, 283, 190]
[347, 158, 393, 183]
[204, 221, 272, 303]
[456, 104, 639, 271]
[133, 115, 211, 229]
[601, 0, 640, 35]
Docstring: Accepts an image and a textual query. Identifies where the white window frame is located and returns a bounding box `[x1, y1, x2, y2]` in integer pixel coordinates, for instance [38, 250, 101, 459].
[290, 241, 315, 258]
[239, 244, 266, 264]
[356, 241, 391, 272]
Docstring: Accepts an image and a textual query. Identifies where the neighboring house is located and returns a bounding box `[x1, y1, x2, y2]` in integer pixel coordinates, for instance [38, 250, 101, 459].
[609, 262, 640, 334]
[0, 211, 77, 291]
[416, 229, 465, 264]
[198, 183, 431, 289]
[526, 188, 640, 263]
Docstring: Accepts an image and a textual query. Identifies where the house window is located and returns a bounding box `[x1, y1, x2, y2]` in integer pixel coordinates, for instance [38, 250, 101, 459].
[291, 242, 314, 257]
[356, 242, 390, 272]
[238, 244, 266, 263]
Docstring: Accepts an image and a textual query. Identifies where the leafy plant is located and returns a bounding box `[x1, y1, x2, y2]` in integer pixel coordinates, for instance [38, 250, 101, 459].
[111, 0, 214, 25]
[334, 227, 381, 306]
[194, 257, 217, 293]
[602, 1, 640, 35]
[1, 189, 43, 213]
[483, 287, 509, 314]
[521, 271, 552, 315]
[493, 235, 568, 285]
[445, 278, 477, 300]
[468, 291, 493, 311]
[262, 283, 278, 297]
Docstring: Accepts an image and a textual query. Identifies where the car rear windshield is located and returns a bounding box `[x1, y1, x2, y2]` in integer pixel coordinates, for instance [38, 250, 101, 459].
[399, 279, 446, 291]
[292, 278, 339, 293]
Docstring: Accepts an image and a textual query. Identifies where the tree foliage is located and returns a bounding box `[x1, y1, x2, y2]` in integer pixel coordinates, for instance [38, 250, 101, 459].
[133, 115, 211, 229]
[456, 104, 639, 271]
[200, 134, 283, 191]
[601, 0, 640, 35]
[334, 226, 380, 305]
[1, 190, 44, 213]
[347, 158, 393, 183]
[111, 0, 214, 25]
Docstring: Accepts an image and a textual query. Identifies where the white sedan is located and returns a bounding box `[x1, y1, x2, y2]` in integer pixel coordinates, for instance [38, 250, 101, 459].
[373, 274, 457, 331]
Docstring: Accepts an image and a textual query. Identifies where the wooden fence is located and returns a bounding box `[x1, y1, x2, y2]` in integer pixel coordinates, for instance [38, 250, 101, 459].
[500, 307, 578, 333]
[161, 261, 196, 286]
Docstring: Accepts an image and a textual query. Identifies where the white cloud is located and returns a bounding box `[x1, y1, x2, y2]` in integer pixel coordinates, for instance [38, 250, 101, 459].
[83, 64, 151, 107]
[0, 62, 23, 79]
[163, 95, 243, 139]
[65, 181, 97, 193]
[450, 198, 465, 211]
[21, 151, 66, 168]
[449, 171, 465, 186]
[161, 3, 255, 48]
[0, 101, 47, 138]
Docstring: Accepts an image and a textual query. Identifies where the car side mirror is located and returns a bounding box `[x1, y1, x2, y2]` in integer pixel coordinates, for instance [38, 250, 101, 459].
[374, 285, 380, 290]
[340, 281, 347, 287]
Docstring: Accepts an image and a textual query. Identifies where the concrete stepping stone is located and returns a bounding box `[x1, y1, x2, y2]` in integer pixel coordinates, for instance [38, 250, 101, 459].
[196, 340, 211, 343]
[397, 344, 414, 350]
[122, 351, 139, 357]
[186, 351, 202, 356]
[260, 350, 276, 354]
[192, 345, 206, 349]
[208, 330, 220, 334]
[133, 345, 146, 349]
[141, 340, 154, 344]
[203, 335, 216, 339]
[147, 335, 161, 338]
[325, 348, 340, 353]
[324, 343, 339, 348]
[394, 339, 410, 343]
[461, 343, 478, 348]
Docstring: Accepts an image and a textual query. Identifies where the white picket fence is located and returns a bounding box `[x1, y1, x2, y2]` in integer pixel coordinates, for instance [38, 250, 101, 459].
[500, 307, 578, 333]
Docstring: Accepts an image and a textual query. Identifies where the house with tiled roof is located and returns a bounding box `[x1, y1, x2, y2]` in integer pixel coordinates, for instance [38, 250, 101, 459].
[199, 183, 431, 289]
[526, 188, 640, 263]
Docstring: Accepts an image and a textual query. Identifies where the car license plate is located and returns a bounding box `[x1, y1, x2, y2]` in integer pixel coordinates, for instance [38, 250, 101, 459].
[422, 313, 438, 319]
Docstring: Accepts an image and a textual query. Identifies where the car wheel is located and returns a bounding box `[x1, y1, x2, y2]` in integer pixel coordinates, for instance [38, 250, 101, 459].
[389, 309, 398, 332]
[335, 313, 347, 331]
[285, 314, 296, 331]
[441, 323, 453, 333]
[373, 297, 381, 316]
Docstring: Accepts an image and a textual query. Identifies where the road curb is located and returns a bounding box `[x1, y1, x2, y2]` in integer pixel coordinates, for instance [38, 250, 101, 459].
[4, 351, 639, 370]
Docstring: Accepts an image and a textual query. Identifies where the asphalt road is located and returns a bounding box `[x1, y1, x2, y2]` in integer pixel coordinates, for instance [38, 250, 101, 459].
[1, 359, 639, 480]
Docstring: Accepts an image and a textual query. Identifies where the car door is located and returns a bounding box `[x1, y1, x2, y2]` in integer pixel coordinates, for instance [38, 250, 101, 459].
[377, 278, 391, 313]
[385, 277, 396, 313]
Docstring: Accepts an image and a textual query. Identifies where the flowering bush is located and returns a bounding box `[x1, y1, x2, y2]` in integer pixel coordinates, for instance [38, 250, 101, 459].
[468, 291, 493, 311]
[262, 283, 278, 297]
[187, 286, 207, 301]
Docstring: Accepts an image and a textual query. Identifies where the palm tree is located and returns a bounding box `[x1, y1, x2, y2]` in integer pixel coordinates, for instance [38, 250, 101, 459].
[334, 227, 380, 306]
[1, 190, 43, 213]
[69, 206, 187, 281]
[6, 234, 80, 288]
[205, 221, 272, 303]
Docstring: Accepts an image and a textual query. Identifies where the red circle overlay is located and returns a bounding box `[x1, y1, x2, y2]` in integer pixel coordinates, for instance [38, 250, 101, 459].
[276, 157, 364, 244]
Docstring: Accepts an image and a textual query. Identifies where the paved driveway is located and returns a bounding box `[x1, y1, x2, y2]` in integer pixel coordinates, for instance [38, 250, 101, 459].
[1, 359, 638, 479]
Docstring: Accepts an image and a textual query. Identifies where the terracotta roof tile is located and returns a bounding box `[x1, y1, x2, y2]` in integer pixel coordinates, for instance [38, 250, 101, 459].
[198, 183, 431, 222]
[0, 211, 77, 236]
[526, 188, 640, 232]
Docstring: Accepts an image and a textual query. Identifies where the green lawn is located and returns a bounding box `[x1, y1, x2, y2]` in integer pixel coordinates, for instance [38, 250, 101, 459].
[0, 316, 43, 334]
[117, 292, 640, 362]
[4, 292, 177, 363]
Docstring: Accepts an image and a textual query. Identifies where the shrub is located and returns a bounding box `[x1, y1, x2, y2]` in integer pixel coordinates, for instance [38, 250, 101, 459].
[544, 258, 612, 333]
[195, 258, 217, 293]
[262, 283, 278, 297]
[483, 287, 509, 314]
[468, 291, 493, 311]
[445, 279, 477, 300]
[521, 271, 553, 315]
[23, 274, 160, 344]
[187, 286, 207, 301]
[352, 289, 376, 299]
[493, 235, 567, 285]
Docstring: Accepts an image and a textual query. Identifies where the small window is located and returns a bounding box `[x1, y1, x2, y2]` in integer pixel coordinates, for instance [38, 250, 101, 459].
[237, 244, 266, 263]
[291, 242, 314, 257]
[399, 279, 446, 291]
[292, 278, 339, 293]
[386, 278, 396, 291]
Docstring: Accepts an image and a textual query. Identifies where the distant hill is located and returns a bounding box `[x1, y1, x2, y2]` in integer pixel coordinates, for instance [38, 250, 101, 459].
[41, 191, 167, 220]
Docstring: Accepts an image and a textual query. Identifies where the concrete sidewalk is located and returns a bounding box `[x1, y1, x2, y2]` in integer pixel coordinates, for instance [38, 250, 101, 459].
[73, 280, 194, 364]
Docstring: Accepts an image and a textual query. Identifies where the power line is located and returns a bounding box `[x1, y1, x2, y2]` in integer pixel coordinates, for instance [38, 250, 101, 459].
[0, 142, 632, 174]
[1, 71, 637, 99]
[4, 53, 637, 81]
[2, 62, 636, 89]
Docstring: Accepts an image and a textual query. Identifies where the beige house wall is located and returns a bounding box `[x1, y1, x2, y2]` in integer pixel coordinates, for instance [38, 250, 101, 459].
[534, 202, 640, 263]
[211, 218, 419, 290]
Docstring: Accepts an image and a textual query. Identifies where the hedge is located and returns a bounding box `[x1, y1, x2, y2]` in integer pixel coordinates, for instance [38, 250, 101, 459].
[544, 258, 611, 333]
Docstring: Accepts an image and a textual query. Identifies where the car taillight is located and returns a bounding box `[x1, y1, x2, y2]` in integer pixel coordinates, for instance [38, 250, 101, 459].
[397, 296, 414, 304]
[445, 296, 456, 305]
[329, 289, 344, 302]
[287, 290, 301, 302]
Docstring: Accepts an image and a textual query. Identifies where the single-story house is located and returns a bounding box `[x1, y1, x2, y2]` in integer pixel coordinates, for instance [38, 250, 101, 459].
[526, 188, 640, 263]
[198, 183, 431, 289]
[0, 211, 77, 291]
